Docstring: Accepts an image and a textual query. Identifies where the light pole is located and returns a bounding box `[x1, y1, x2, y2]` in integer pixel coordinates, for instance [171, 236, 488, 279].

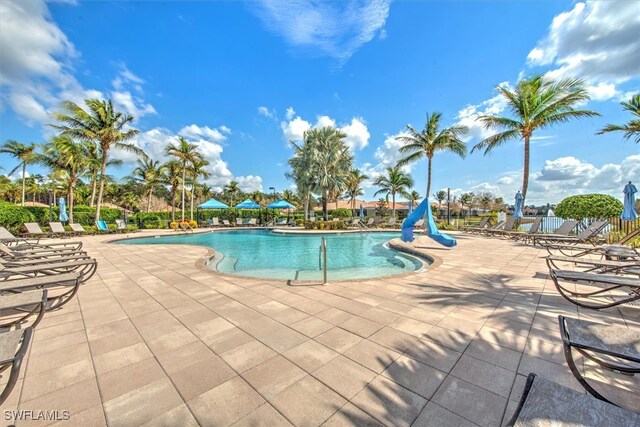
[269, 187, 276, 201]
[447, 187, 451, 224]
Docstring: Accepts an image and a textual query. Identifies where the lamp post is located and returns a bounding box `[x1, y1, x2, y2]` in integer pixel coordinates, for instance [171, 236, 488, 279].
[269, 187, 276, 201]
[447, 187, 451, 225]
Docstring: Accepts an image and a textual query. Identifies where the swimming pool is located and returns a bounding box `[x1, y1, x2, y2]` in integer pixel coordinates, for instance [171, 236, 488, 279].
[118, 230, 426, 280]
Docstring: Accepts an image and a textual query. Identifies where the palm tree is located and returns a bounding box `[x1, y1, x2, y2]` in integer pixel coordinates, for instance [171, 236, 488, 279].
[433, 190, 447, 210]
[308, 127, 353, 220]
[188, 158, 210, 220]
[223, 181, 240, 206]
[162, 160, 182, 221]
[396, 113, 467, 197]
[37, 136, 89, 222]
[287, 138, 316, 220]
[82, 142, 123, 207]
[52, 99, 140, 221]
[130, 155, 166, 212]
[471, 76, 598, 204]
[373, 166, 414, 219]
[281, 189, 297, 205]
[165, 137, 202, 220]
[597, 93, 640, 143]
[460, 192, 473, 217]
[0, 140, 37, 206]
[344, 169, 369, 211]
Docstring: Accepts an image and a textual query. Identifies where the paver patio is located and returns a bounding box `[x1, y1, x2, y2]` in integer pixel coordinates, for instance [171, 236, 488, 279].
[1, 230, 638, 426]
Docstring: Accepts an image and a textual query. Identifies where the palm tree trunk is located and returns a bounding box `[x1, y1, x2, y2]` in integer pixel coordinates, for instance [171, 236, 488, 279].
[392, 192, 396, 219]
[190, 179, 195, 220]
[181, 166, 186, 221]
[322, 191, 328, 220]
[68, 179, 75, 223]
[304, 195, 309, 220]
[171, 189, 176, 221]
[147, 187, 153, 212]
[95, 152, 108, 222]
[522, 136, 530, 206]
[21, 163, 26, 206]
[89, 176, 97, 207]
[426, 156, 432, 199]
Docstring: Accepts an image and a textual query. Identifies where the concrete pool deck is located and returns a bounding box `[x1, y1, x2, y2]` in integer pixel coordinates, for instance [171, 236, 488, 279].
[1, 229, 638, 426]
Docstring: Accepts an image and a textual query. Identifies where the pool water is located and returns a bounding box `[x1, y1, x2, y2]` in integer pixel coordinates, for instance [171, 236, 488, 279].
[118, 230, 425, 280]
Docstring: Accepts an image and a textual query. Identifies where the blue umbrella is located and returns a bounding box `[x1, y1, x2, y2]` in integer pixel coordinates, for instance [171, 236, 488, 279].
[266, 199, 295, 209]
[359, 203, 364, 218]
[235, 199, 261, 209]
[198, 198, 229, 209]
[621, 181, 638, 221]
[407, 200, 413, 215]
[513, 191, 523, 219]
[58, 197, 69, 222]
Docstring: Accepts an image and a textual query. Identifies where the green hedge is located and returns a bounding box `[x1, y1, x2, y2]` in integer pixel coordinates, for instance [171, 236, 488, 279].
[329, 208, 352, 218]
[555, 194, 623, 220]
[0, 202, 36, 234]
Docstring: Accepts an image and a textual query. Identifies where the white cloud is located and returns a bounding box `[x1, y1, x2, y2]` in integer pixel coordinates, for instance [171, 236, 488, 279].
[527, 1, 640, 101]
[0, 0, 156, 124]
[279, 111, 370, 151]
[235, 175, 263, 192]
[252, 0, 391, 64]
[257, 106, 276, 120]
[179, 124, 229, 143]
[360, 131, 413, 190]
[340, 118, 370, 150]
[455, 85, 510, 142]
[285, 107, 295, 120]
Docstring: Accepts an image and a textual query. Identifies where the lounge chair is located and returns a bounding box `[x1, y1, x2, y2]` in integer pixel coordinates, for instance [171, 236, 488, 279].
[548, 267, 640, 309]
[531, 220, 579, 245]
[48, 222, 71, 238]
[501, 216, 543, 244]
[487, 217, 517, 237]
[364, 218, 375, 228]
[0, 328, 33, 405]
[478, 220, 506, 236]
[386, 218, 396, 228]
[546, 254, 640, 275]
[275, 218, 287, 226]
[247, 218, 257, 226]
[0, 227, 83, 251]
[545, 226, 640, 259]
[23, 223, 55, 238]
[0, 257, 97, 282]
[0, 289, 47, 329]
[221, 220, 230, 227]
[115, 219, 127, 232]
[0, 272, 83, 311]
[461, 217, 490, 233]
[211, 218, 220, 227]
[536, 220, 609, 247]
[558, 315, 640, 409]
[507, 373, 639, 426]
[68, 223, 87, 236]
[0, 243, 87, 261]
[413, 219, 425, 229]
[95, 220, 116, 233]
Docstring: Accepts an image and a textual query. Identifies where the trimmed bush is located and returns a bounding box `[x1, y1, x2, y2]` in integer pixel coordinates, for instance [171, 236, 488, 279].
[329, 208, 352, 218]
[0, 202, 36, 234]
[555, 194, 623, 220]
[303, 220, 347, 230]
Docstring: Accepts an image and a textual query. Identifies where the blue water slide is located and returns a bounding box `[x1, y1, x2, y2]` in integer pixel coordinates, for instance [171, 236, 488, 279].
[401, 198, 457, 247]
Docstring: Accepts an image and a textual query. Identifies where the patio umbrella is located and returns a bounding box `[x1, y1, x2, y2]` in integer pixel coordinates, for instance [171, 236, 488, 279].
[266, 199, 295, 209]
[513, 191, 523, 219]
[359, 203, 364, 218]
[621, 181, 638, 221]
[58, 197, 69, 223]
[407, 201, 413, 216]
[235, 199, 261, 209]
[198, 198, 229, 209]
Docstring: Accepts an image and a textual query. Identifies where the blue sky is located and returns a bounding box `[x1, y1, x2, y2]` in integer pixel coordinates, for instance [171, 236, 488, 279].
[1, 0, 639, 205]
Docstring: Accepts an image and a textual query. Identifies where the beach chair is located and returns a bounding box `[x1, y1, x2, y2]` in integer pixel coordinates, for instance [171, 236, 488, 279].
[95, 220, 116, 233]
[558, 315, 640, 409]
[211, 218, 220, 227]
[536, 220, 608, 247]
[23, 223, 55, 238]
[502, 216, 542, 244]
[0, 227, 83, 251]
[247, 218, 257, 226]
[0, 288, 47, 329]
[461, 217, 490, 233]
[0, 256, 97, 282]
[68, 223, 87, 236]
[386, 218, 396, 228]
[115, 219, 127, 232]
[479, 220, 506, 236]
[222, 220, 231, 227]
[364, 218, 375, 228]
[531, 220, 578, 245]
[548, 267, 640, 309]
[0, 327, 33, 405]
[0, 272, 83, 311]
[545, 226, 640, 259]
[0, 243, 87, 261]
[413, 219, 425, 229]
[48, 222, 71, 238]
[507, 373, 639, 426]
[487, 217, 517, 237]
[275, 218, 287, 226]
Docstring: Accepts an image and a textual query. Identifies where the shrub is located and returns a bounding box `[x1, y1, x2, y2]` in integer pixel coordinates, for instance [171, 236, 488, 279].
[303, 220, 347, 230]
[169, 221, 179, 230]
[138, 214, 163, 229]
[0, 202, 36, 234]
[329, 208, 352, 219]
[555, 194, 623, 220]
